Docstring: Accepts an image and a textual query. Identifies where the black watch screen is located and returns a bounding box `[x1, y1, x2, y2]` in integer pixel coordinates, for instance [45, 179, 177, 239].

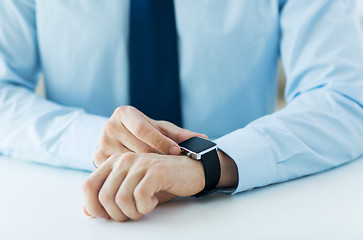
[178, 137, 216, 153]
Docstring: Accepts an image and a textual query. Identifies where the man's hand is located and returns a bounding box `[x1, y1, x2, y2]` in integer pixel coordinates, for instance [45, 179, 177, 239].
[82, 152, 205, 221]
[94, 106, 207, 167]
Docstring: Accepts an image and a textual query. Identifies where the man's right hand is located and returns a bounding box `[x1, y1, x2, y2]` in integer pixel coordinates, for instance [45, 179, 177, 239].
[93, 106, 207, 167]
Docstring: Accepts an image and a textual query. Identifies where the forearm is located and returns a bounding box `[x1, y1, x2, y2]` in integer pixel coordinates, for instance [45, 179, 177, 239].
[0, 84, 107, 170]
[215, 88, 363, 194]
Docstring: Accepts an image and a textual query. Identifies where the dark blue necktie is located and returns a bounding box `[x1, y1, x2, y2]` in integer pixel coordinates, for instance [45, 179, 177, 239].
[129, 0, 182, 127]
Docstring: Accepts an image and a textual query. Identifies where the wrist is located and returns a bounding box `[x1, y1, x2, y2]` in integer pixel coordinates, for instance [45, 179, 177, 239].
[216, 150, 238, 188]
[178, 155, 206, 195]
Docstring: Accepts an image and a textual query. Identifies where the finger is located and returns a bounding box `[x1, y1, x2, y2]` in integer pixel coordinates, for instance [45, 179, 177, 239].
[155, 120, 208, 143]
[103, 119, 154, 154]
[134, 173, 160, 215]
[98, 166, 129, 222]
[115, 170, 145, 220]
[117, 123, 156, 154]
[117, 106, 179, 155]
[82, 159, 115, 219]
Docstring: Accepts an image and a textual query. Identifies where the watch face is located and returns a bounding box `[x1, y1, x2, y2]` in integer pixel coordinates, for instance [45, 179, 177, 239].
[178, 137, 216, 154]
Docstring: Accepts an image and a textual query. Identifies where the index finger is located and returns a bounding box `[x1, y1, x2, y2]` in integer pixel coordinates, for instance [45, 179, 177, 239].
[116, 106, 180, 155]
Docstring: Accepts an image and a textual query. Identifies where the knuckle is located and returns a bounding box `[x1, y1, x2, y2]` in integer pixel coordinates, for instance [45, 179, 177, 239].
[112, 154, 132, 171]
[115, 194, 128, 207]
[98, 192, 110, 205]
[133, 123, 144, 137]
[103, 120, 116, 133]
[119, 152, 136, 164]
[114, 106, 125, 116]
[114, 105, 134, 117]
[113, 161, 125, 172]
[137, 155, 149, 164]
[98, 191, 113, 205]
[134, 187, 145, 200]
[82, 179, 95, 194]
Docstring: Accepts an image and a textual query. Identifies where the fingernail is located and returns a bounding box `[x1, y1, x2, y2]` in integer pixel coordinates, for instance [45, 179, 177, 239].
[169, 146, 180, 155]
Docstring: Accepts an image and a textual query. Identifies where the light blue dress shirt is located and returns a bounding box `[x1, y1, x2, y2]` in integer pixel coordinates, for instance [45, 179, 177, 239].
[0, 0, 363, 194]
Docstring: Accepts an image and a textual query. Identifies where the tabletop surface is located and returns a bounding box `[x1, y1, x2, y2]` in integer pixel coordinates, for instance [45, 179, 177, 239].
[1, 156, 362, 240]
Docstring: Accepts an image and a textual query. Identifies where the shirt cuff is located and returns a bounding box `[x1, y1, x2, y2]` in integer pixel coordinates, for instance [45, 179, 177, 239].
[57, 112, 107, 171]
[214, 126, 277, 194]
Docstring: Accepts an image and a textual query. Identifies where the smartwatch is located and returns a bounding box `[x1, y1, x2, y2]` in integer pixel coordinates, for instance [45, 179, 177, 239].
[178, 137, 221, 197]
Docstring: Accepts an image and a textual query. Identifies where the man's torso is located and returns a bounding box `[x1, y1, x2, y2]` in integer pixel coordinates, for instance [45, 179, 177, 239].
[36, 0, 281, 138]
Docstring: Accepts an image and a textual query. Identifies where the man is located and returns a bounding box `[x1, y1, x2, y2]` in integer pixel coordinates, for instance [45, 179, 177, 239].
[0, 0, 362, 222]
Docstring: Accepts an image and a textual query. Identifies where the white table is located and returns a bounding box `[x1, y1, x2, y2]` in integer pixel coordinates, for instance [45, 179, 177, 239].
[1, 156, 362, 240]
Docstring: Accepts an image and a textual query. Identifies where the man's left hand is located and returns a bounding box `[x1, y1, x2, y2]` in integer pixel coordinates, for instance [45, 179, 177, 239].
[82, 152, 205, 221]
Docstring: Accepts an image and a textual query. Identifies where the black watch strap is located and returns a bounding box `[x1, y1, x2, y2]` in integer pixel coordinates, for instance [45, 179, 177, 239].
[193, 149, 221, 197]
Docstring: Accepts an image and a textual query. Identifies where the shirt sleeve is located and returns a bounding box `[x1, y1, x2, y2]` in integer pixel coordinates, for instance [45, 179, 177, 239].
[0, 0, 107, 171]
[214, 0, 363, 194]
